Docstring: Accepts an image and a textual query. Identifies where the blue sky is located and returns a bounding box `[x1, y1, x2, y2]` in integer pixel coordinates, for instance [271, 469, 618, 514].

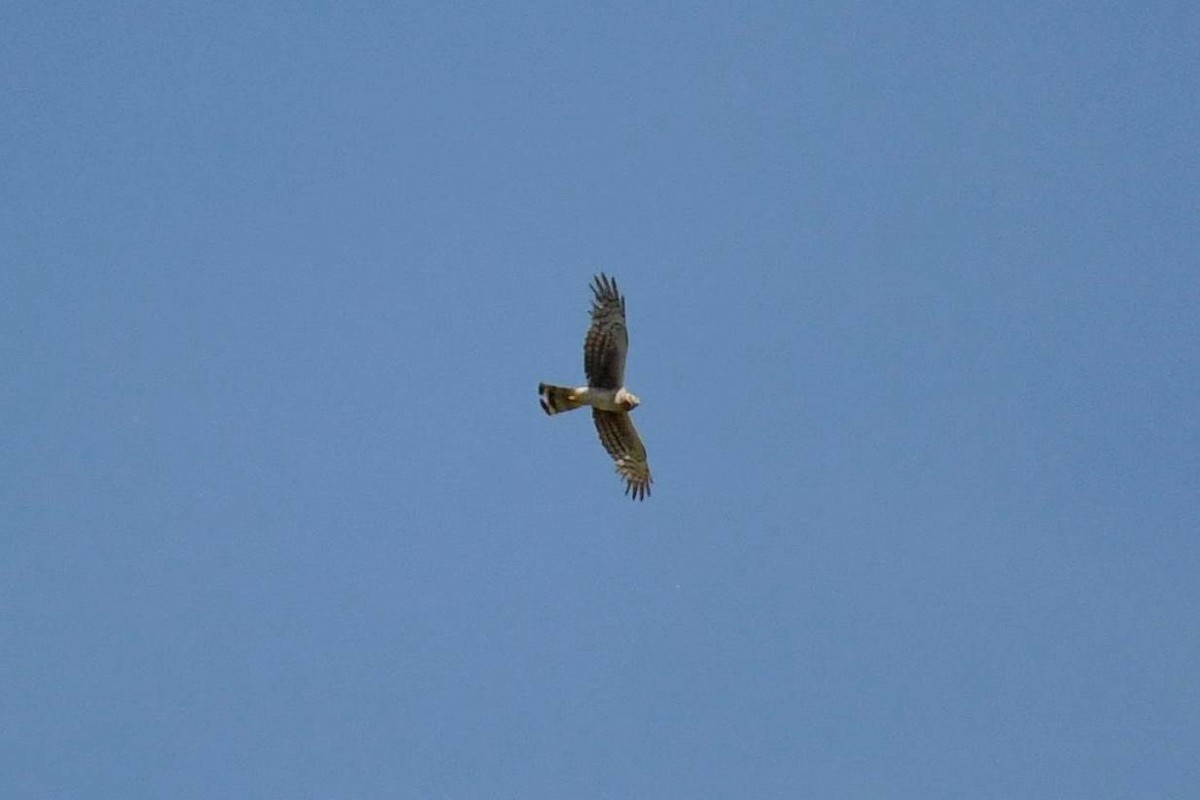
[3, 4, 1198, 797]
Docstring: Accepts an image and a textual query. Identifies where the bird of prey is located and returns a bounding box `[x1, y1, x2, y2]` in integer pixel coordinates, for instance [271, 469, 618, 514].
[538, 274, 652, 500]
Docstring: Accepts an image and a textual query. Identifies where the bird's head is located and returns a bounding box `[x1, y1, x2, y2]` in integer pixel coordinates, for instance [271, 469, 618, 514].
[617, 389, 640, 411]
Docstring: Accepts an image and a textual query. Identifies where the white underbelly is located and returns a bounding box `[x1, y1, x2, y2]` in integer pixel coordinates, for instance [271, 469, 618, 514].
[582, 387, 623, 411]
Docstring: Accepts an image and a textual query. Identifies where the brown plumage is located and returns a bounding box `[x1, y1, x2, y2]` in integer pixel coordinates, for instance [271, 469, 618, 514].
[584, 273, 628, 390]
[538, 274, 653, 500]
[593, 409, 652, 500]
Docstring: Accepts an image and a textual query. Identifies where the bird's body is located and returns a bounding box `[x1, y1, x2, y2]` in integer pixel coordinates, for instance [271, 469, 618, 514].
[538, 385, 638, 414]
[538, 274, 652, 500]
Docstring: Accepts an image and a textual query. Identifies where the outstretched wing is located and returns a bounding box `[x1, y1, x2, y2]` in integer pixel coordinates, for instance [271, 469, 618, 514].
[593, 410, 652, 500]
[584, 273, 628, 389]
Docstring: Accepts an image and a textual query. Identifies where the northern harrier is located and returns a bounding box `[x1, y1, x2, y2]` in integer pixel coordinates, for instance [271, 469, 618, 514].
[538, 274, 652, 500]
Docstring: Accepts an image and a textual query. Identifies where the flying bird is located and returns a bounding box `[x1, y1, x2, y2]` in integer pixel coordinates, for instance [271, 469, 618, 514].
[538, 274, 652, 500]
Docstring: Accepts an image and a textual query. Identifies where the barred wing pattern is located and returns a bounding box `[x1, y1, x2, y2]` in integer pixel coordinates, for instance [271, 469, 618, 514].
[584, 273, 628, 390]
[593, 409, 652, 500]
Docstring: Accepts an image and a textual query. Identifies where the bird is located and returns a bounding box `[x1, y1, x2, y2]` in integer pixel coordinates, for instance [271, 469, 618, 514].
[538, 273, 652, 500]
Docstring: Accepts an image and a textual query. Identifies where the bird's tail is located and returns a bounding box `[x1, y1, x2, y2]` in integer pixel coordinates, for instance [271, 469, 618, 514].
[538, 383, 585, 415]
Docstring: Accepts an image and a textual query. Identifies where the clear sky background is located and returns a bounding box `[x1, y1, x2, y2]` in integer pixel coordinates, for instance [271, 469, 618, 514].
[3, 4, 1198, 798]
